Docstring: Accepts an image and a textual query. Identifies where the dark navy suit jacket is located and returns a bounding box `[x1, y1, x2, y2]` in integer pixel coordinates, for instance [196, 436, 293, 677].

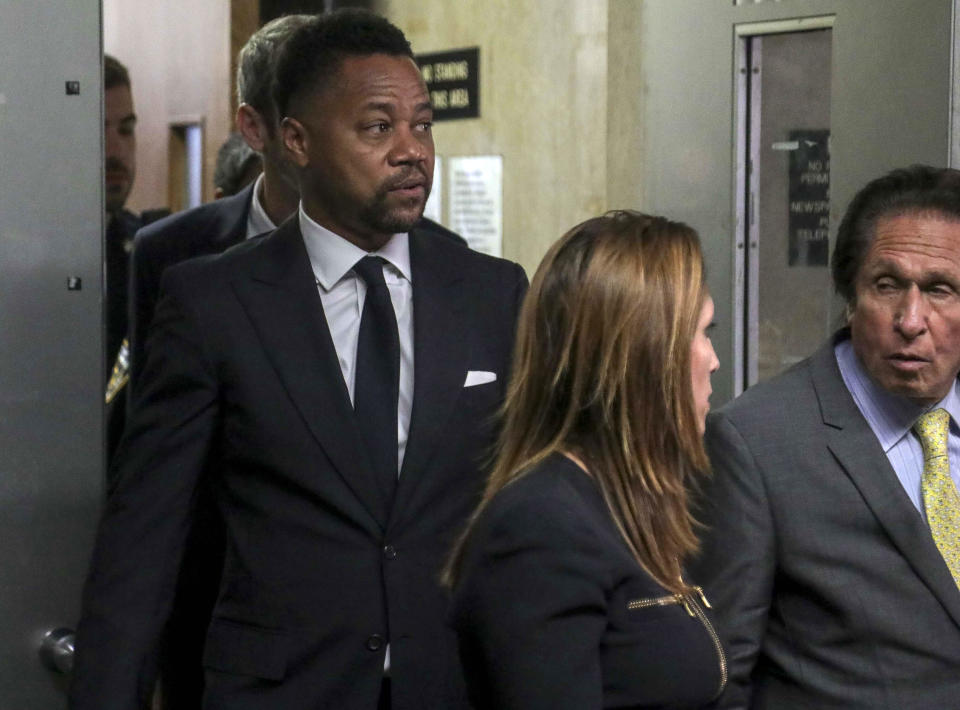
[73, 217, 526, 710]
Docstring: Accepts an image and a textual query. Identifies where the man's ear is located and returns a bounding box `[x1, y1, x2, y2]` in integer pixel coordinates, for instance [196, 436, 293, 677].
[236, 104, 268, 153]
[280, 116, 310, 168]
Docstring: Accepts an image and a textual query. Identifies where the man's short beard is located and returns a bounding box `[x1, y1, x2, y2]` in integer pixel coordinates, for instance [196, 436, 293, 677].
[358, 185, 428, 235]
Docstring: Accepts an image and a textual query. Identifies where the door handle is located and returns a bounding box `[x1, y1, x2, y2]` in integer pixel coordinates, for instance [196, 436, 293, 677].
[39, 627, 75, 674]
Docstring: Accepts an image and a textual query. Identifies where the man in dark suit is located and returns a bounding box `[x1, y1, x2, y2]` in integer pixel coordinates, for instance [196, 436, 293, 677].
[692, 165, 960, 709]
[71, 10, 527, 710]
[127, 17, 468, 708]
[128, 15, 309, 389]
[129, 13, 463, 390]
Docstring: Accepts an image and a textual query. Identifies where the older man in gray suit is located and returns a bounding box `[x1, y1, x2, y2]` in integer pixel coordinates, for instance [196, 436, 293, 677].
[692, 165, 960, 709]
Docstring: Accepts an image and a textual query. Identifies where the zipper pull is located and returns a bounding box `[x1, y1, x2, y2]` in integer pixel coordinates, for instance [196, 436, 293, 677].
[694, 586, 712, 608]
[676, 593, 696, 616]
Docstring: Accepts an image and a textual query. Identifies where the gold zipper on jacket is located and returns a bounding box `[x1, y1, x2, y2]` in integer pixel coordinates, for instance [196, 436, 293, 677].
[687, 587, 728, 699]
[626, 594, 683, 611]
[626, 586, 728, 698]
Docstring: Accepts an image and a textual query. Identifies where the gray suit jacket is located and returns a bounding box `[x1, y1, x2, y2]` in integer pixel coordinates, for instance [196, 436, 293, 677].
[690, 331, 960, 710]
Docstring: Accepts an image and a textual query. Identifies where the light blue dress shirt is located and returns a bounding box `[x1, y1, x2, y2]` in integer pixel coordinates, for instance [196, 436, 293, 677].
[835, 337, 960, 520]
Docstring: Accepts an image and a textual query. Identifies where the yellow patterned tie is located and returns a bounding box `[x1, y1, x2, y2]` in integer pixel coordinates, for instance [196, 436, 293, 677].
[913, 408, 960, 590]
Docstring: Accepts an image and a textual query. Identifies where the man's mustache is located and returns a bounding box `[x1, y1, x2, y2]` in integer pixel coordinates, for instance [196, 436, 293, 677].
[105, 158, 130, 177]
[380, 166, 427, 193]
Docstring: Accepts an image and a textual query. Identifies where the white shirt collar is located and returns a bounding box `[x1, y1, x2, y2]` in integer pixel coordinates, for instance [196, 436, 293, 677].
[246, 173, 277, 238]
[297, 203, 411, 291]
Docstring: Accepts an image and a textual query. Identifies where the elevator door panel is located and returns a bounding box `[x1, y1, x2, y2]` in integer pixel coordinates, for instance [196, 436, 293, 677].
[638, 0, 954, 402]
[0, 0, 104, 704]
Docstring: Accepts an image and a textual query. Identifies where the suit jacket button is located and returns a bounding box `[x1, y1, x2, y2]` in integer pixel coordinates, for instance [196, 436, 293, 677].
[366, 634, 385, 651]
[383, 544, 397, 560]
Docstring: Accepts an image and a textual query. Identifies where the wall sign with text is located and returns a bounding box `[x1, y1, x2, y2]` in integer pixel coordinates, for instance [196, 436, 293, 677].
[787, 129, 830, 267]
[416, 47, 480, 121]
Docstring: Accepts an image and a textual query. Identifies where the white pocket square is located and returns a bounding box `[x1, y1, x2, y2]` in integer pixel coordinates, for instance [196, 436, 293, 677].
[464, 370, 497, 387]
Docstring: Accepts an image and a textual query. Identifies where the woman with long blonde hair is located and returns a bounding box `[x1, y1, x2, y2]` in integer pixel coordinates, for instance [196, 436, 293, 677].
[446, 211, 724, 709]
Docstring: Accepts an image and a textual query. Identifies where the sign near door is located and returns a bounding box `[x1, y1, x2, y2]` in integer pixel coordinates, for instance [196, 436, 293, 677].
[417, 48, 479, 121]
[787, 129, 830, 266]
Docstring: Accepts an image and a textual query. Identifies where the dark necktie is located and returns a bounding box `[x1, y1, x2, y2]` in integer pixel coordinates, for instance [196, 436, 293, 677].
[353, 256, 400, 503]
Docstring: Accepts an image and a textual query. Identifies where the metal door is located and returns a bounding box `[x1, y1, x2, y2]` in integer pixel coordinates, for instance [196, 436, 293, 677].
[0, 0, 104, 705]
[635, 0, 957, 404]
[740, 25, 834, 387]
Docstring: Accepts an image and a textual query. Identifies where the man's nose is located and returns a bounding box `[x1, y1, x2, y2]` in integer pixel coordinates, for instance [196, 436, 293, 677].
[389, 126, 428, 165]
[895, 285, 928, 338]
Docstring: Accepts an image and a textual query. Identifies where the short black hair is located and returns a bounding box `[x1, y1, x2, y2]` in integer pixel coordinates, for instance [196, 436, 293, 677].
[272, 9, 413, 119]
[832, 165, 960, 303]
[237, 14, 312, 124]
[214, 132, 261, 196]
[104, 54, 130, 91]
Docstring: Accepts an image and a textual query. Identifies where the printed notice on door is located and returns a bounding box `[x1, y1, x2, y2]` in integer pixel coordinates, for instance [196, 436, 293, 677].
[423, 156, 442, 224]
[449, 156, 502, 257]
[787, 129, 830, 266]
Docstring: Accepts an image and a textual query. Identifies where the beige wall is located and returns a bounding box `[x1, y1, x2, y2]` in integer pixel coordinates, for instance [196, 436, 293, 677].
[383, 1, 614, 276]
[103, 0, 234, 212]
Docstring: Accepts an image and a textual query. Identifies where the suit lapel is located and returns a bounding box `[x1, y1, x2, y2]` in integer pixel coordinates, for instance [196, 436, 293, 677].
[231, 219, 389, 531]
[391, 231, 469, 519]
[812, 337, 960, 627]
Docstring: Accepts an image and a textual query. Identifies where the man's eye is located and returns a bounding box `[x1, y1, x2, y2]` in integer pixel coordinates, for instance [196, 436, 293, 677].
[416, 120, 433, 132]
[875, 279, 898, 293]
[367, 122, 390, 134]
[928, 283, 956, 298]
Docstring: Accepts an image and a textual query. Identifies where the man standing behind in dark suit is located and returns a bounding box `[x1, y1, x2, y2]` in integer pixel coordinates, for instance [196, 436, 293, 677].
[70, 9, 527, 710]
[122, 19, 309, 710]
[692, 165, 960, 709]
[128, 14, 309, 391]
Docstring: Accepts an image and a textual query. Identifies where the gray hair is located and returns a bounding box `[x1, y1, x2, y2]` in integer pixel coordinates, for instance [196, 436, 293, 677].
[236, 14, 313, 124]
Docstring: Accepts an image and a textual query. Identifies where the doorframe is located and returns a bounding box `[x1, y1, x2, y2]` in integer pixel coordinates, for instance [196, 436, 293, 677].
[732, 15, 835, 394]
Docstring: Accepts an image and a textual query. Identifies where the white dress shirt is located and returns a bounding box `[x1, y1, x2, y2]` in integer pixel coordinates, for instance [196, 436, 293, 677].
[298, 204, 414, 474]
[245, 173, 277, 239]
